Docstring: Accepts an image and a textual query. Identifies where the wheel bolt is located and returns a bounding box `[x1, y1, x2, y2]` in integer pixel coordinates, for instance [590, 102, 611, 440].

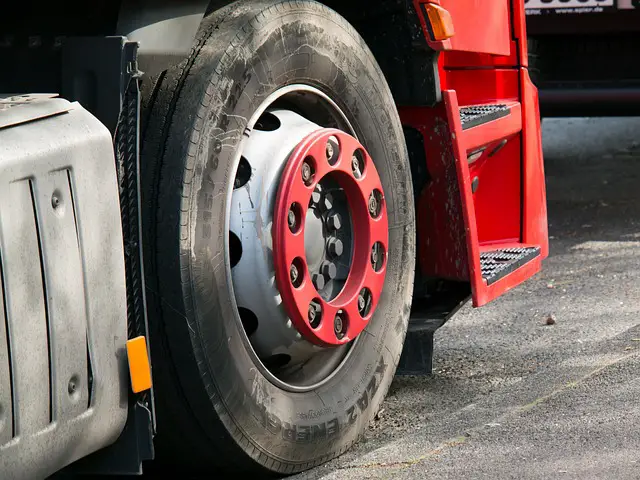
[301, 161, 313, 185]
[326, 136, 339, 163]
[287, 209, 296, 230]
[327, 213, 341, 230]
[371, 245, 379, 265]
[351, 156, 362, 178]
[321, 261, 337, 280]
[310, 191, 322, 206]
[368, 190, 383, 218]
[328, 238, 343, 257]
[326, 142, 334, 161]
[368, 195, 378, 217]
[312, 273, 325, 290]
[323, 193, 334, 211]
[290, 264, 299, 283]
[357, 288, 371, 317]
[308, 301, 321, 328]
[371, 242, 384, 271]
[334, 312, 346, 339]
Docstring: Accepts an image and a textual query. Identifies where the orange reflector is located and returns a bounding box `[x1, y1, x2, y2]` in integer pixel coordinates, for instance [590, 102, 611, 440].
[126, 336, 152, 393]
[425, 4, 455, 41]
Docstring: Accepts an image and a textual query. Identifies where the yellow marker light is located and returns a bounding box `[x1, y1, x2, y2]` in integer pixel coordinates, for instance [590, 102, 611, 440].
[126, 336, 153, 393]
[425, 4, 455, 41]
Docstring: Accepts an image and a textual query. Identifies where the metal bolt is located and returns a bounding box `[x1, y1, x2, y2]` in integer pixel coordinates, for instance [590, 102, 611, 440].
[326, 141, 334, 161]
[323, 193, 334, 211]
[301, 161, 313, 185]
[68, 380, 76, 395]
[287, 209, 296, 229]
[327, 213, 341, 230]
[326, 136, 339, 163]
[322, 262, 338, 280]
[51, 194, 60, 209]
[321, 261, 337, 280]
[328, 238, 344, 257]
[334, 313, 345, 339]
[308, 302, 321, 328]
[312, 273, 325, 290]
[371, 244, 379, 265]
[310, 191, 322, 206]
[351, 156, 362, 178]
[368, 194, 378, 217]
[358, 294, 365, 312]
[290, 263, 299, 284]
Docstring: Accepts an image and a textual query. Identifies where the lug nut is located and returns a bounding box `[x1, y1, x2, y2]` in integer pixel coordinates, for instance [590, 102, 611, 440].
[290, 264, 299, 283]
[312, 273, 325, 290]
[301, 161, 313, 185]
[371, 242, 384, 271]
[327, 213, 341, 230]
[326, 141, 334, 161]
[358, 288, 371, 317]
[308, 302, 321, 328]
[326, 136, 339, 164]
[310, 191, 322, 206]
[321, 261, 337, 280]
[368, 195, 378, 217]
[288, 209, 296, 229]
[358, 295, 365, 312]
[351, 156, 362, 178]
[369, 189, 383, 218]
[334, 312, 346, 339]
[323, 192, 334, 211]
[328, 238, 344, 257]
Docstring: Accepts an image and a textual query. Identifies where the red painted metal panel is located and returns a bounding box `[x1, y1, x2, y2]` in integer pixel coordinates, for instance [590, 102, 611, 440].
[520, 69, 549, 258]
[438, 0, 511, 55]
[446, 69, 520, 105]
[399, 103, 471, 281]
[443, 42, 520, 69]
[470, 136, 522, 245]
[510, 0, 528, 67]
[443, 91, 481, 283]
[413, 0, 511, 55]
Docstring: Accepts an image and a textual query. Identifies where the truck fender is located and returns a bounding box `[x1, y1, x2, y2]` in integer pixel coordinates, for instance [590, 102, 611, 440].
[116, 0, 211, 76]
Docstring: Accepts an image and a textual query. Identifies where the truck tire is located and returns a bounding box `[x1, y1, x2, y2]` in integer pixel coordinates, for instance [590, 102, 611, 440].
[141, 0, 415, 475]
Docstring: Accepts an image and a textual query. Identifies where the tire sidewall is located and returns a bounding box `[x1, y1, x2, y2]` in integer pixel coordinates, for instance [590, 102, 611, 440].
[163, 1, 415, 467]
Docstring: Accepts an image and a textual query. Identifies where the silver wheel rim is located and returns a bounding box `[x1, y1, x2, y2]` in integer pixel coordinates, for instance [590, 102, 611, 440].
[224, 85, 363, 393]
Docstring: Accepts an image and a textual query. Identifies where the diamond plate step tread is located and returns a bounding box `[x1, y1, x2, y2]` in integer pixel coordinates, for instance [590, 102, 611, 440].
[480, 246, 541, 285]
[460, 104, 510, 130]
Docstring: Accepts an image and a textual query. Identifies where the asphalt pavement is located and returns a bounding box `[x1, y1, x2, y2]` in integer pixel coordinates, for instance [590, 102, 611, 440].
[296, 117, 640, 480]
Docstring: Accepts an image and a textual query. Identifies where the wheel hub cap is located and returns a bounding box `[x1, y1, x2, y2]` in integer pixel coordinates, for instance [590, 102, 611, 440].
[273, 128, 388, 347]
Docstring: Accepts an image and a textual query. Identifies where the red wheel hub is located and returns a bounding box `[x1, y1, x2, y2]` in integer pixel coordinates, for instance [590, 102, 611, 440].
[273, 129, 388, 347]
